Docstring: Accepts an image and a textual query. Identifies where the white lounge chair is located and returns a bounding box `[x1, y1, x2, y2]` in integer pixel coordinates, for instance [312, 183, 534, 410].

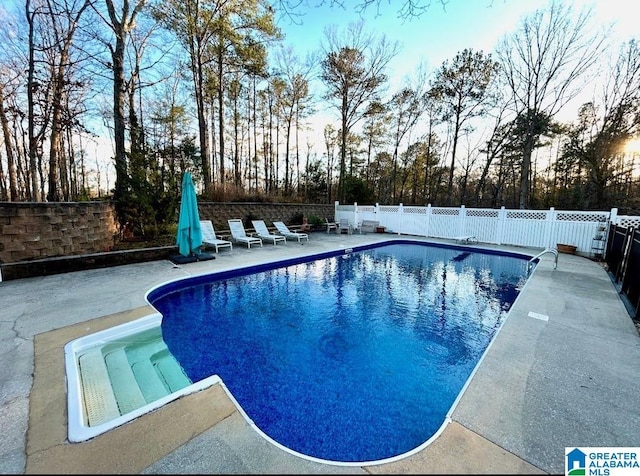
[251, 220, 286, 245]
[199, 220, 233, 253]
[228, 219, 263, 248]
[273, 221, 309, 243]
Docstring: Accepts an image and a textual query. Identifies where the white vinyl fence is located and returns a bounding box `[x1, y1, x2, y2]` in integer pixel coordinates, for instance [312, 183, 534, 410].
[334, 203, 640, 255]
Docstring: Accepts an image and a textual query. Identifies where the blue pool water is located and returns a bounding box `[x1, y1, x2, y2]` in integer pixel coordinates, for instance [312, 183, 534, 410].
[149, 241, 530, 463]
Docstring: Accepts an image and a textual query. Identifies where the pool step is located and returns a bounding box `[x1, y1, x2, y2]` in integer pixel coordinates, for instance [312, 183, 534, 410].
[131, 350, 191, 401]
[152, 349, 191, 392]
[124, 334, 168, 361]
[105, 348, 147, 414]
[78, 348, 122, 427]
[131, 358, 172, 402]
[78, 335, 191, 428]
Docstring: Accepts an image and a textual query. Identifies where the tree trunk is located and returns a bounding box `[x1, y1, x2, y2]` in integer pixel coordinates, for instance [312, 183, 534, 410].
[217, 48, 225, 185]
[0, 84, 18, 201]
[111, 25, 127, 202]
[47, 62, 67, 202]
[519, 133, 535, 209]
[26, 0, 39, 201]
[339, 91, 348, 202]
[447, 116, 461, 206]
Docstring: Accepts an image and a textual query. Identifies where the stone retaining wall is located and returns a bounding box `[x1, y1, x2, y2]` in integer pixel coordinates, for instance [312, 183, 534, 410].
[0, 202, 118, 264]
[0, 201, 335, 265]
[197, 202, 335, 233]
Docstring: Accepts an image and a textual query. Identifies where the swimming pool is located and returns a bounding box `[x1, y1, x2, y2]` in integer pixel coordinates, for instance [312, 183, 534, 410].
[145, 240, 531, 464]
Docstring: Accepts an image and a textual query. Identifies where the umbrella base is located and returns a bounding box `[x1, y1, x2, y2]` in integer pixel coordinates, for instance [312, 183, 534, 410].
[169, 252, 215, 265]
[194, 252, 215, 261]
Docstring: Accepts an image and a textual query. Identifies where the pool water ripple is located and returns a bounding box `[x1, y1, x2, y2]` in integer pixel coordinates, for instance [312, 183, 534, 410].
[152, 243, 529, 463]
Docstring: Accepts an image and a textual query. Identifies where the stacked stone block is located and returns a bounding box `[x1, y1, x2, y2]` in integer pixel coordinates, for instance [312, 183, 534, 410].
[0, 202, 118, 264]
[197, 202, 334, 232]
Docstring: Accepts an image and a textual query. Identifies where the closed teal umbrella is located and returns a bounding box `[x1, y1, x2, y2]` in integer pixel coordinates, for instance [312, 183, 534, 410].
[176, 172, 203, 257]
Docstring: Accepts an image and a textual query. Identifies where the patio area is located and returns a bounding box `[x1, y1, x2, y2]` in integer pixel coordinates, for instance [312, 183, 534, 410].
[1, 231, 638, 474]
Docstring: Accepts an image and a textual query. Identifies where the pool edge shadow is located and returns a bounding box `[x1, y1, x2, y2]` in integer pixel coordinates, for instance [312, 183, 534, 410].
[26, 306, 237, 474]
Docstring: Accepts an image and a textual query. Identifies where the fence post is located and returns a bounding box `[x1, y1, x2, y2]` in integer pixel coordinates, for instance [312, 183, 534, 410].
[459, 205, 466, 237]
[398, 203, 404, 235]
[610, 208, 618, 225]
[545, 207, 556, 249]
[354, 202, 358, 227]
[426, 203, 432, 238]
[496, 206, 506, 244]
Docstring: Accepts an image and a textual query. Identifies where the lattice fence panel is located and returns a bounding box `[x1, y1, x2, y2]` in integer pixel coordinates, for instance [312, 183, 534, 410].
[616, 216, 640, 228]
[403, 206, 428, 215]
[466, 209, 499, 218]
[556, 211, 609, 222]
[432, 207, 460, 216]
[341, 203, 620, 251]
[506, 210, 549, 220]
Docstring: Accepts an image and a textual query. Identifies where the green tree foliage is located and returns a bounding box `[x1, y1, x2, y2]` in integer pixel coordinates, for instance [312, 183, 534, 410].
[341, 174, 374, 204]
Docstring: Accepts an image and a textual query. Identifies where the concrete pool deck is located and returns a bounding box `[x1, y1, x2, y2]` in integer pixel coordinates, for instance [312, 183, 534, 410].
[1, 232, 639, 474]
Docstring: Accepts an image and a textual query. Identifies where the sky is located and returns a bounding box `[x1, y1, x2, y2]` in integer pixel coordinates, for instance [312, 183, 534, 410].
[275, 0, 636, 81]
[271, 0, 638, 161]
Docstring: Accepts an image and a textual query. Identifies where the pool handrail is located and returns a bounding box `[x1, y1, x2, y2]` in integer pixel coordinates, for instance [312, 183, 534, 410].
[527, 247, 558, 275]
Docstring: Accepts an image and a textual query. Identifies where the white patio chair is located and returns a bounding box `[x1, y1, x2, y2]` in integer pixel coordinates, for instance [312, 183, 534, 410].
[251, 220, 286, 245]
[228, 219, 263, 248]
[273, 221, 309, 243]
[200, 220, 233, 253]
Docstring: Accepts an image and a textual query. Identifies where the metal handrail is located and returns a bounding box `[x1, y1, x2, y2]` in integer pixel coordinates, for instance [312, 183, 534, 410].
[528, 247, 558, 274]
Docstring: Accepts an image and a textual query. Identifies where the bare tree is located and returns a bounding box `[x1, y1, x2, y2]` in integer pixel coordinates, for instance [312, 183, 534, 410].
[562, 39, 640, 208]
[94, 0, 148, 204]
[43, 0, 93, 202]
[323, 123, 338, 202]
[430, 48, 497, 205]
[320, 20, 399, 202]
[273, 0, 446, 22]
[25, 0, 44, 200]
[273, 45, 314, 194]
[387, 86, 427, 202]
[496, 0, 607, 209]
[0, 80, 18, 201]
